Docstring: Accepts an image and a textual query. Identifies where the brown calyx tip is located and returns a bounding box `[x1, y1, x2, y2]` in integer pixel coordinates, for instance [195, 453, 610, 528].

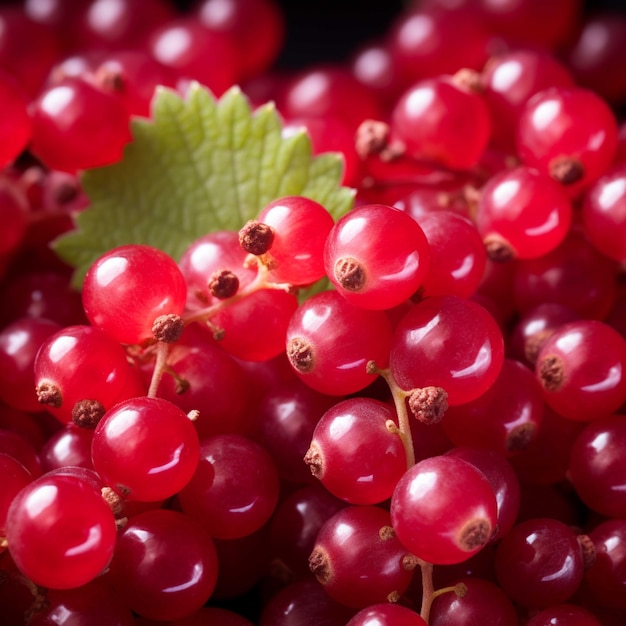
[549, 156, 585, 185]
[304, 442, 323, 478]
[538, 354, 564, 392]
[387, 591, 401, 603]
[53, 179, 79, 205]
[355, 119, 391, 159]
[95, 65, 126, 93]
[524, 329, 553, 366]
[287, 337, 314, 373]
[334, 257, 366, 292]
[484, 235, 514, 263]
[101, 486, 125, 518]
[454, 582, 468, 598]
[402, 554, 420, 571]
[577, 534, 596, 569]
[209, 269, 239, 299]
[72, 399, 106, 429]
[152, 314, 185, 343]
[36, 381, 62, 408]
[408, 386, 449, 424]
[452, 68, 484, 94]
[459, 518, 491, 551]
[239, 220, 275, 255]
[379, 525, 396, 541]
[506, 422, 537, 453]
[309, 547, 331, 584]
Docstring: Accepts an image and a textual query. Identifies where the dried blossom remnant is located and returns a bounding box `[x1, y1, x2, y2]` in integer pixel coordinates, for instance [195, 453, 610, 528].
[304, 442, 323, 478]
[355, 119, 391, 159]
[208, 269, 239, 299]
[578, 534, 596, 569]
[36, 381, 62, 408]
[484, 235, 514, 263]
[101, 486, 125, 517]
[334, 257, 366, 292]
[524, 330, 553, 366]
[239, 220, 274, 255]
[379, 525, 395, 541]
[402, 554, 419, 571]
[152, 314, 185, 343]
[506, 422, 536, 453]
[452, 68, 484, 94]
[459, 518, 491, 551]
[96, 65, 126, 93]
[72, 399, 106, 429]
[549, 156, 585, 185]
[309, 547, 331, 584]
[538, 354, 564, 392]
[408, 386, 448, 424]
[287, 337, 314, 373]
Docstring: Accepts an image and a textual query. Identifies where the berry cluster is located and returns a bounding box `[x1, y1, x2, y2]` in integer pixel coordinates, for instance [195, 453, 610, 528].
[2, 0, 626, 625]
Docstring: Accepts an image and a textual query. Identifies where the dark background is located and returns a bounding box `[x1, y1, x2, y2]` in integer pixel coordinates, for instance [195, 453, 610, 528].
[271, 0, 626, 70]
[167, 0, 626, 73]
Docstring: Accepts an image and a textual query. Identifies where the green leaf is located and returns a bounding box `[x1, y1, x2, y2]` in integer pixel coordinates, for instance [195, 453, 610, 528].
[53, 83, 356, 288]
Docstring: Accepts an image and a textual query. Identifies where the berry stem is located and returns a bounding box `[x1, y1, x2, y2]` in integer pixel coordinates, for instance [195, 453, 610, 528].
[183, 259, 292, 327]
[147, 341, 170, 398]
[418, 558, 435, 623]
[367, 361, 415, 468]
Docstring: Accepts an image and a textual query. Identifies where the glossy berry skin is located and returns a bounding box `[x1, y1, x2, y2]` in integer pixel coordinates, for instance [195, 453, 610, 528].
[324, 203, 429, 310]
[445, 447, 520, 541]
[429, 576, 518, 626]
[258, 579, 356, 626]
[0, 176, 28, 258]
[494, 518, 585, 609]
[6, 473, 117, 589]
[347, 603, 427, 626]
[0, 316, 61, 413]
[178, 229, 256, 310]
[391, 75, 491, 171]
[27, 580, 136, 626]
[29, 76, 132, 173]
[257, 195, 334, 286]
[305, 397, 407, 505]
[0, 70, 31, 168]
[535, 320, 626, 422]
[177, 434, 280, 539]
[415, 210, 486, 299]
[513, 232, 619, 321]
[442, 358, 546, 457]
[390, 295, 504, 405]
[525, 604, 601, 626]
[476, 165, 572, 260]
[0, 452, 32, 539]
[212, 288, 299, 362]
[516, 86, 618, 197]
[390, 455, 498, 565]
[150, 322, 252, 439]
[108, 509, 219, 621]
[509, 302, 581, 367]
[585, 518, 626, 611]
[92, 396, 200, 502]
[82, 243, 188, 345]
[309, 505, 415, 609]
[582, 163, 626, 261]
[286, 290, 393, 396]
[568, 414, 626, 518]
[269, 484, 346, 579]
[195, 0, 285, 81]
[34, 324, 145, 424]
[148, 16, 239, 97]
[481, 49, 574, 152]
